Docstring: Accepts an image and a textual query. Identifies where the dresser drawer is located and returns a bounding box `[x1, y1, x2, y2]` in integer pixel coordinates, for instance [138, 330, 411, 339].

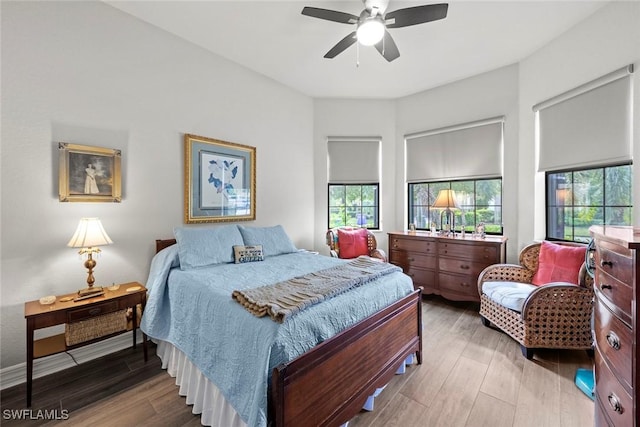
[390, 250, 436, 270]
[594, 299, 632, 392]
[438, 257, 488, 277]
[403, 266, 435, 290]
[390, 237, 435, 254]
[597, 242, 634, 285]
[595, 350, 633, 427]
[438, 272, 479, 300]
[595, 394, 615, 427]
[438, 241, 498, 262]
[595, 269, 632, 323]
[67, 300, 120, 323]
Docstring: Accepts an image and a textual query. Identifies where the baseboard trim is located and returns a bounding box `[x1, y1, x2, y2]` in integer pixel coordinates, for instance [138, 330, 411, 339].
[0, 331, 144, 390]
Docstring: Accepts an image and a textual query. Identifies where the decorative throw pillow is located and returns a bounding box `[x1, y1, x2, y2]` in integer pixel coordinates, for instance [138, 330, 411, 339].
[238, 225, 297, 257]
[233, 245, 264, 264]
[174, 225, 243, 270]
[337, 228, 370, 259]
[531, 241, 586, 286]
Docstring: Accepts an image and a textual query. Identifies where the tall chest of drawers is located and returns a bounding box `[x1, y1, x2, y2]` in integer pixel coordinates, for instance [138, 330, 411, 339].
[590, 226, 640, 427]
[388, 232, 507, 302]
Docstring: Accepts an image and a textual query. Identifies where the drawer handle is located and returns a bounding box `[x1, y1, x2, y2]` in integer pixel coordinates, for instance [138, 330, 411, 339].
[600, 284, 613, 290]
[601, 260, 613, 268]
[88, 308, 102, 316]
[459, 265, 470, 270]
[408, 257, 415, 262]
[606, 331, 621, 350]
[608, 393, 623, 414]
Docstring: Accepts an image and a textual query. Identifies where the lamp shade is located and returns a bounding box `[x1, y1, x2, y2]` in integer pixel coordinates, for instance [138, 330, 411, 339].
[67, 218, 113, 248]
[431, 189, 461, 209]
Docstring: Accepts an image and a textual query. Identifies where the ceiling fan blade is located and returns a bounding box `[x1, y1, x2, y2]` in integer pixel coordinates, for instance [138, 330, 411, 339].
[385, 3, 448, 28]
[375, 30, 400, 62]
[324, 32, 357, 58]
[301, 7, 359, 24]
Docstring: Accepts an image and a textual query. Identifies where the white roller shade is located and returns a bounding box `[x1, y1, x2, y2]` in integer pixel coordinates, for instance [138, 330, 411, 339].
[405, 118, 503, 182]
[327, 138, 380, 183]
[535, 65, 633, 172]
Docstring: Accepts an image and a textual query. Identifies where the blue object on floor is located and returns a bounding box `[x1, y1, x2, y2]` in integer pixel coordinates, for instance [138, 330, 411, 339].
[575, 368, 594, 400]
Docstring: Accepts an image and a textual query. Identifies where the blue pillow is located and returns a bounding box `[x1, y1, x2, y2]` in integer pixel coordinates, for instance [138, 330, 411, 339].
[174, 225, 244, 269]
[238, 225, 297, 257]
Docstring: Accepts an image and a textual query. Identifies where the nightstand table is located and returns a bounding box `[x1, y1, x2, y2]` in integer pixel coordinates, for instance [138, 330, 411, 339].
[24, 282, 147, 407]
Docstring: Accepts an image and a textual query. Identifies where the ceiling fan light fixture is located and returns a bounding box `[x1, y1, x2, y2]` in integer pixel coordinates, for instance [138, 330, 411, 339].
[356, 17, 385, 46]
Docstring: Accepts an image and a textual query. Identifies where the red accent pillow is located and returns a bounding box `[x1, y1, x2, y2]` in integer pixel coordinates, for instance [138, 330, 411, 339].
[531, 241, 586, 286]
[337, 228, 369, 259]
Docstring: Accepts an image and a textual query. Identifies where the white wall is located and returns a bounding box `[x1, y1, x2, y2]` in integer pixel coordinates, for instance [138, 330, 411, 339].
[3, 0, 639, 376]
[518, 1, 640, 242]
[1, 1, 314, 368]
[395, 64, 520, 261]
[313, 2, 639, 263]
[313, 65, 520, 261]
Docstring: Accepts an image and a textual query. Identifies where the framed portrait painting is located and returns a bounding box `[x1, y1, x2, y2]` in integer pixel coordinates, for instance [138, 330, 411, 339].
[58, 143, 122, 202]
[184, 134, 256, 223]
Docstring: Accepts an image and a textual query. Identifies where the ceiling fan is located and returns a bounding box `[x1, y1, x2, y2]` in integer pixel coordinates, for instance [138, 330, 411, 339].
[301, 0, 448, 62]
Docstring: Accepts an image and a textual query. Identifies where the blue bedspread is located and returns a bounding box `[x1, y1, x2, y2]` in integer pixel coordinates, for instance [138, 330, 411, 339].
[142, 247, 413, 427]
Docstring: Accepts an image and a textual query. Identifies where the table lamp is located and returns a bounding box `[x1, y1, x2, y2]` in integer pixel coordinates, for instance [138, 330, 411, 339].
[67, 217, 113, 297]
[432, 189, 460, 236]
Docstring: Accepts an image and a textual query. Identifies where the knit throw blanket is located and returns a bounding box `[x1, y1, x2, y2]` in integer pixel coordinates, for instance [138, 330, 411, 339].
[232, 257, 401, 323]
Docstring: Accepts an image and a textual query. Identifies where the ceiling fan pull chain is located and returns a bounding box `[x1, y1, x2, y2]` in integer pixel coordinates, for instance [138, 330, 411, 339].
[356, 40, 360, 68]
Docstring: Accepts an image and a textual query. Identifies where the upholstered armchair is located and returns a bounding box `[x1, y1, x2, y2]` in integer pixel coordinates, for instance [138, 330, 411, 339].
[326, 227, 387, 262]
[477, 241, 594, 359]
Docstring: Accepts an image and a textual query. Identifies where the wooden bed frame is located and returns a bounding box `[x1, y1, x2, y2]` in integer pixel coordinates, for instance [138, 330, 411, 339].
[155, 238, 423, 427]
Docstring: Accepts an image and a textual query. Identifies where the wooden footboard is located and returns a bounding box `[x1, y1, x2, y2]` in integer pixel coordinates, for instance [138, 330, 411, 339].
[271, 287, 423, 427]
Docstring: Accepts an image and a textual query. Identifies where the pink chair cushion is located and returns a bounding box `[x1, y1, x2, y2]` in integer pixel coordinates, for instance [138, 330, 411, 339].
[531, 241, 586, 286]
[337, 228, 369, 259]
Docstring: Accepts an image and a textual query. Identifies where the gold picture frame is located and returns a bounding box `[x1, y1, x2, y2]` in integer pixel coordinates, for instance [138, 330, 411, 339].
[58, 143, 122, 202]
[184, 134, 256, 224]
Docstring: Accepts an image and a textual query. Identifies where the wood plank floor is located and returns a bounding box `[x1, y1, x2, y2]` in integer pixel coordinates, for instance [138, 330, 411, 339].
[1, 296, 594, 426]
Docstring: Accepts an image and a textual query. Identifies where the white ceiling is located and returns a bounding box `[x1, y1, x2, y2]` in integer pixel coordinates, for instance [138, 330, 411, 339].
[105, 1, 609, 99]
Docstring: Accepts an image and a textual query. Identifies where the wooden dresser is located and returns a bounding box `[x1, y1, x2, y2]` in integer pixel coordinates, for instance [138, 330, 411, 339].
[590, 226, 640, 427]
[388, 232, 507, 302]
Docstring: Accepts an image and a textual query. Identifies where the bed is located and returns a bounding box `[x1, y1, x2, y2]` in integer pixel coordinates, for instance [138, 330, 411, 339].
[142, 225, 422, 427]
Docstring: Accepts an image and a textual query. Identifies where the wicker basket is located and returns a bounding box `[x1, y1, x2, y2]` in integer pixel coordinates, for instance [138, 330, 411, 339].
[65, 310, 128, 346]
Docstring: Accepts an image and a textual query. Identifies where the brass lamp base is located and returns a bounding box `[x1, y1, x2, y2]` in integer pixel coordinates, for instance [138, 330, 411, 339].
[74, 249, 105, 301]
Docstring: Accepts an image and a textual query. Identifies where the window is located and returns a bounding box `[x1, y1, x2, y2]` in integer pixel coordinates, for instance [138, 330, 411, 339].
[408, 178, 502, 234]
[546, 163, 632, 243]
[327, 137, 381, 230]
[328, 184, 379, 229]
[405, 117, 504, 235]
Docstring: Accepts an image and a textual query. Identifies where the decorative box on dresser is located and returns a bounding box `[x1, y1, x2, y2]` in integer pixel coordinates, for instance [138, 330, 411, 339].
[590, 225, 640, 427]
[388, 232, 507, 302]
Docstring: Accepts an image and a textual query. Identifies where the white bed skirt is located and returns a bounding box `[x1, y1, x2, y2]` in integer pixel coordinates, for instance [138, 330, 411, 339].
[156, 340, 415, 427]
[156, 340, 248, 427]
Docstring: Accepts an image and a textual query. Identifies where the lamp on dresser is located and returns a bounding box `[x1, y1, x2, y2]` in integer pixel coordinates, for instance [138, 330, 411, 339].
[432, 189, 460, 236]
[67, 217, 113, 298]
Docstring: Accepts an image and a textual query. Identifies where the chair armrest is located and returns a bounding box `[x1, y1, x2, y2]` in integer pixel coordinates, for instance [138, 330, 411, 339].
[326, 230, 338, 251]
[477, 264, 534, 295]
[371, 248, 387, 262]
[577, 263, 594, 289]
[521, 283, 594, 320]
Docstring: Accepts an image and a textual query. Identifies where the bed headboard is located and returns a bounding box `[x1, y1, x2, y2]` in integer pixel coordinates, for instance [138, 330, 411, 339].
[155, 238, 177, 254]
